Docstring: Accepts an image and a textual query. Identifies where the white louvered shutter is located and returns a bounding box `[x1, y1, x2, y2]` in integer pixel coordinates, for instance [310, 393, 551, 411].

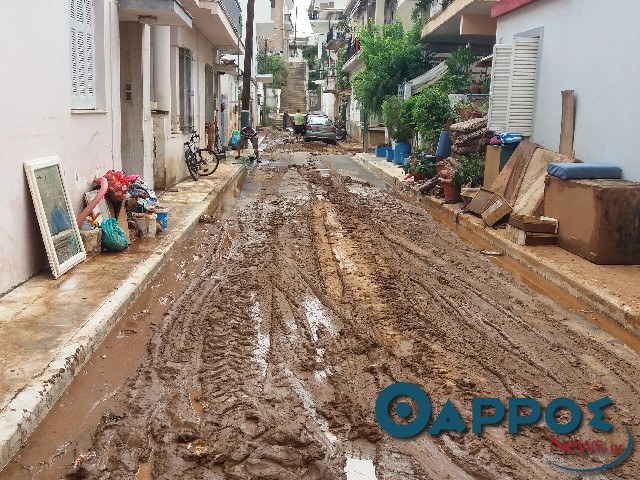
[70, 0, 96, 109]
[487, 43, 513, 133]
[506, 37, 539, 136]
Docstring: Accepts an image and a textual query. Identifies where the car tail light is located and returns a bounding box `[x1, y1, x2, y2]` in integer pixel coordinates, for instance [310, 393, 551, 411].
[331, 126, 337, 133]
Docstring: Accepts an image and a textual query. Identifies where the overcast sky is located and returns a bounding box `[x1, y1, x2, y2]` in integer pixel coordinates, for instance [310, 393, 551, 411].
[292, 0, 314, 37]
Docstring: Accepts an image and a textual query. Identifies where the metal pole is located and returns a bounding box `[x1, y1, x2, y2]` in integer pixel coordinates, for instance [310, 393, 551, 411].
[262, 37, 267, 126]
[294, 6, 297, 57]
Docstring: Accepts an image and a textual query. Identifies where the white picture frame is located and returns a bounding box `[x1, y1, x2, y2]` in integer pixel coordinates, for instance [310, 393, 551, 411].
[24, 156, 86, 278]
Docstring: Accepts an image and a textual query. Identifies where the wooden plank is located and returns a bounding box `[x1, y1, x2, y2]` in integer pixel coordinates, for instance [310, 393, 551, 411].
[512, 148, 575, 216]
[559, 90, 575, 156]
[490, 140, 538, 203]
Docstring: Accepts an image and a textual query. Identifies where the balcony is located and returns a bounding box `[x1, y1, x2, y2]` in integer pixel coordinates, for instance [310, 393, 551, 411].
[326, 27, 348, 51]
[420, 0, 497, 48]
[179, 0, 244, 54]
[341, 39, 362, 74]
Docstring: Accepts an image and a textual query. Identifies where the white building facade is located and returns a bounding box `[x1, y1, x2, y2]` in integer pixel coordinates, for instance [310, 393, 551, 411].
[493, 0, 640, 181]
[0, 0, 244, 295]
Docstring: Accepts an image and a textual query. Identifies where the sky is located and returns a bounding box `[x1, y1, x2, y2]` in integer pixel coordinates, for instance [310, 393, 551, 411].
[292, 0, 314, 37]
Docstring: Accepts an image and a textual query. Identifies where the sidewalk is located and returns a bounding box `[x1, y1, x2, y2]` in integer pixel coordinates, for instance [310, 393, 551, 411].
[0, 160, 249, 468]
[353, 153, 640, 338]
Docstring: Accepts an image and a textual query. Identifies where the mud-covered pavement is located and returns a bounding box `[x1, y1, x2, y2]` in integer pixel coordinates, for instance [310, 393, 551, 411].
[5, 137, 640, 479]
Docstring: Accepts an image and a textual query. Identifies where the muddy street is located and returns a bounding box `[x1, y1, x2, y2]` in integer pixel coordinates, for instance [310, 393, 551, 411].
[4, 139, 640, 479]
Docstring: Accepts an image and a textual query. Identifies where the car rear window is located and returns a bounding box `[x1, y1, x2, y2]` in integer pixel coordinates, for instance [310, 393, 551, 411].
[308, 116, 332, 125]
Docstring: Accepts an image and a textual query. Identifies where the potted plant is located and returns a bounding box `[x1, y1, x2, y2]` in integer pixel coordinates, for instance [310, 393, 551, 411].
[451, 153, 485, 191]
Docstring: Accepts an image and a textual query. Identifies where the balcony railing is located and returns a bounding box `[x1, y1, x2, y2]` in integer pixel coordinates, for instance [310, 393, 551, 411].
[428, 0, 454, 19]
[218, 0, 242, 35]
[343, 38, 359, 63]
[326, 27, 348, 44]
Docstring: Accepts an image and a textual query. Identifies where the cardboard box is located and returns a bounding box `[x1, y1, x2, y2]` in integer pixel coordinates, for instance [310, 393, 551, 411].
[544, 177, 640, 264]
[481, 192, 512, 226]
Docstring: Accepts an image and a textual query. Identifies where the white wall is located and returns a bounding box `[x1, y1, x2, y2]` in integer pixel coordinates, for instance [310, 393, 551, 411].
[0, 0, 121, 294]
[496, 0, 640, 181]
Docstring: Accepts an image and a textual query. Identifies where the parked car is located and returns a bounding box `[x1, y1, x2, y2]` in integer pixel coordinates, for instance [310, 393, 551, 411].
[304, 115, 337, 143]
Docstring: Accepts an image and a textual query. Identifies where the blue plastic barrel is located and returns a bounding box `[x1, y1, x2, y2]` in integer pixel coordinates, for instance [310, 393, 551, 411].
[394, 141, 410, 165]
[386, 147, 394, 162]
[436, 131, 452, 158]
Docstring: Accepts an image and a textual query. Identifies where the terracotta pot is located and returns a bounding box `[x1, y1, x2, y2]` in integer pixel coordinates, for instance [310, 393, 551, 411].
[413, 172, 426, 182]
[435, 161, 446, 175]
[470, 83, 481, 93]
[441, 179, 462, 202]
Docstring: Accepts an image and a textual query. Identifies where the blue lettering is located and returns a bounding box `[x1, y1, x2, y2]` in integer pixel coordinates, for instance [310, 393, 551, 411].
[508, 398, 541, 434]
[472, 398, 505, 434]
[587, 396, 613, 432]
[429, 399, 466, 435]
[545, 397, 582, 434]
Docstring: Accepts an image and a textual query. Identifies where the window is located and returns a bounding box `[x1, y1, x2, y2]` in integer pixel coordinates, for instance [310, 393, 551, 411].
[70, 0, 96, 109]
[488, 37, 540, 135]
[179, 47, 194, 132]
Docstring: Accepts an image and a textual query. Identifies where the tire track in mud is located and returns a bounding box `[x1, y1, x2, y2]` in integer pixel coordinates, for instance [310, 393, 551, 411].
[77, 151, 640, 479]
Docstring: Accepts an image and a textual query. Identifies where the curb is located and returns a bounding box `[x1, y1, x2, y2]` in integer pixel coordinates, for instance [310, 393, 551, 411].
[352, 153, 639, 337]
[0, 165, 247, 469]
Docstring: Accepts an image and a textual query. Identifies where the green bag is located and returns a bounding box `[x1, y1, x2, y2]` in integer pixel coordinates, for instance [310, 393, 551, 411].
[101, 218, 128, 252]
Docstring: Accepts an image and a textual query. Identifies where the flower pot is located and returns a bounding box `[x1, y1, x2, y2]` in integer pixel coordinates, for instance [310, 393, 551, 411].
[441, 179, 462, 202]
[413, 172, 426, 182]
[470, 83, 481, 93]
[435, 161, 446, 176]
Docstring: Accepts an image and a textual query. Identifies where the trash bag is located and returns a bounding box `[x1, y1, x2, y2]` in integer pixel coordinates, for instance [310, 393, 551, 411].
[229, 130, 240, 149]
[101, 218, 128, 251]
[101, 170, 130, 201]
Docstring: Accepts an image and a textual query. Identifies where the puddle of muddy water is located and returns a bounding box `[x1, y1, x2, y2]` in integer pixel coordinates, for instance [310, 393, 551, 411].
[344, 454, 378, 480]
[250, 293, 270, 378]
[187, 386, 204, 418]
[303, 294, 337, 342]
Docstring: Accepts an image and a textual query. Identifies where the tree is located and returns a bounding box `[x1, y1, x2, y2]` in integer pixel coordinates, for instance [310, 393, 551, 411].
[351, 21, 433, 114]
[257, 53, 286, 89]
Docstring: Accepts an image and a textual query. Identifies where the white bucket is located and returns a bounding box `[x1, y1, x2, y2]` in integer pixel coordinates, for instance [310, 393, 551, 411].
[133, 213, 157, 238]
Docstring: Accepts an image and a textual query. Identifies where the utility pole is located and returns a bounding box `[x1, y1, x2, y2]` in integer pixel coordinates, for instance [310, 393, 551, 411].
[242, 0, 255, 130]
[293, 5, 297, 57]
[263, 37, 268, 126]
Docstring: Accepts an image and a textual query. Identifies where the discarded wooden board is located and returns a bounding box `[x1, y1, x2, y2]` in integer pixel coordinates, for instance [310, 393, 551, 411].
[505, 224, 558, 246]
[508, 214, 558, 234]
[511, 148, 575, 216]
[491, 140, 538, 204]
[466, 188, 496, 215]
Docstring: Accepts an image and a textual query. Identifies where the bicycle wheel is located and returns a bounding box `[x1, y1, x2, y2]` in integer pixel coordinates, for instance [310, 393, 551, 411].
[197, 148, 220, 176]
[185, 150, 200, 181]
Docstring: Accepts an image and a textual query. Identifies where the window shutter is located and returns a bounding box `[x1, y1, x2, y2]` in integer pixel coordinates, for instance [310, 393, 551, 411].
[506, 37, 539, 136]
[487, 43, 513, 133]
[70, 0, 95, 109]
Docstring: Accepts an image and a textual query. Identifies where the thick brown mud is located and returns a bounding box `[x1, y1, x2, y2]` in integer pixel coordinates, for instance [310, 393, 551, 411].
[3, 141, 639, 479]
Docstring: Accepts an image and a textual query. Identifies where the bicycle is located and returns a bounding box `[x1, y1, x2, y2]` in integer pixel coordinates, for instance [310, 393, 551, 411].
[184, 127, 221, 181]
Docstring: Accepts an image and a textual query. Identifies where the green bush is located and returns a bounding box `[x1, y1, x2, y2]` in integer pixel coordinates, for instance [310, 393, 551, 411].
[409, 85, 450, 150]
[382, 95, 414, 142]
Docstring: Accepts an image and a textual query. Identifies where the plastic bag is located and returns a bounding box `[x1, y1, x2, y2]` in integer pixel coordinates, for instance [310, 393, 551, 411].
[101, 170, 130, 201]
[497, 132, 523, 145]
[229, 130, 240, 148]
[101, 218, 128, 251]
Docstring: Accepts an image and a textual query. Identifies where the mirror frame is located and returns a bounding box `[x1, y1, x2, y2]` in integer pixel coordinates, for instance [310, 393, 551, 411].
[24, 156, 86, 278]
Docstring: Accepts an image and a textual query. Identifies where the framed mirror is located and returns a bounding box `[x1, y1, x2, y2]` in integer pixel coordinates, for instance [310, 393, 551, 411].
[24, 156, 86, 278]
